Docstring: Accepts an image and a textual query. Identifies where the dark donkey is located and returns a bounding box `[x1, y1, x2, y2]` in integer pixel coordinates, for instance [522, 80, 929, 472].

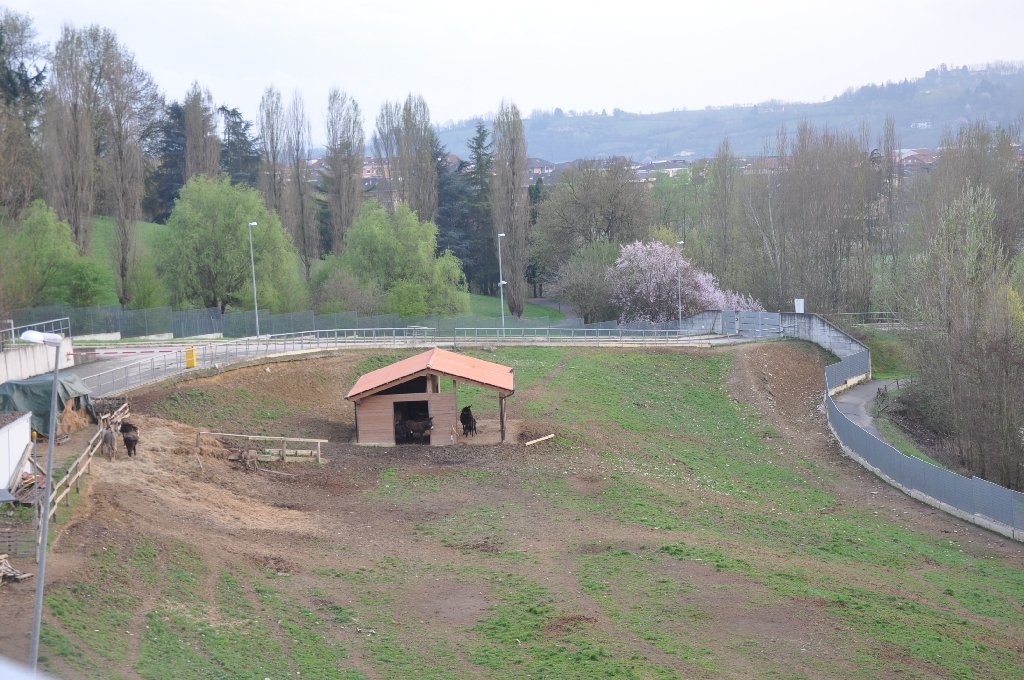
[119, 422, 140, 458]
[404, 417, 434, 444]
[459, 405, 476, 437]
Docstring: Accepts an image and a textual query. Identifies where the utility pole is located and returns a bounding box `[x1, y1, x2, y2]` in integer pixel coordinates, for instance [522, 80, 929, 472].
[248, 222, 260, 337]
[497, 232, 507, 336]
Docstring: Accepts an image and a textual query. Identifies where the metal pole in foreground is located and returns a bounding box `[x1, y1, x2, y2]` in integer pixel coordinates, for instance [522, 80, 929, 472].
[497, 233, 506, 337]
[248, 221, 260, 337]
[29, 339, 62, 674]
[676, 240, 685, 332]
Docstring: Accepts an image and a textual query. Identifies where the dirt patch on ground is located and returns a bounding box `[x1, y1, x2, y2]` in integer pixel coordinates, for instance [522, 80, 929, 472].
[545, 614, 597, 634]
[3, 344, 1022, 678]
[404, 581, 493, 626]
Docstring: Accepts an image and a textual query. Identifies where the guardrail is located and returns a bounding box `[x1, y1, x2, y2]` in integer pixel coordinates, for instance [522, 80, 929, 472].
[833, 311, 902, 326]
[79, 326, 722, 397]
[1, 317, 71, 351]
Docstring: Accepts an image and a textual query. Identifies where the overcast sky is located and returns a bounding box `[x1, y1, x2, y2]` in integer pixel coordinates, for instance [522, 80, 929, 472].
[7, 0, 1023, 136]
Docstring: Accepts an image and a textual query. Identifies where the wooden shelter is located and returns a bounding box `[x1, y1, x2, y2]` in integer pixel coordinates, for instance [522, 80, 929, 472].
[345, 348, 515, 446]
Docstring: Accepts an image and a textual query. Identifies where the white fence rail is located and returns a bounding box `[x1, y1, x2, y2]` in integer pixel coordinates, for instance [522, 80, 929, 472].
[79, 327, 721, 397]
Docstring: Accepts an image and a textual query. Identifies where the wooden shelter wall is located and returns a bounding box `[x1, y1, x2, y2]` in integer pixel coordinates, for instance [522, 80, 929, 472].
[357, 392, 457, 446]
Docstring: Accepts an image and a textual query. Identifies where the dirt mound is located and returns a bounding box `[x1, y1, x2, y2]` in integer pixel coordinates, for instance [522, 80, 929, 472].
[730, 341, 826, 421]
[545, 615, 597, 634]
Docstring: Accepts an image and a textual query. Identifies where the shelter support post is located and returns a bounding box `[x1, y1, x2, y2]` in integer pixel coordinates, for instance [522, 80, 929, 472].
[500, 396, 506, 443]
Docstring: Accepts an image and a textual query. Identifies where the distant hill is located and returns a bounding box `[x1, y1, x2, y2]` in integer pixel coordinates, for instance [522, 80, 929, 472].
[436, 62, 1024, 162]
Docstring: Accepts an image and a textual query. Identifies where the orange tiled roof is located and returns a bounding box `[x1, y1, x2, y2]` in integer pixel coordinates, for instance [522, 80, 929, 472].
[344, 347, 514, 400]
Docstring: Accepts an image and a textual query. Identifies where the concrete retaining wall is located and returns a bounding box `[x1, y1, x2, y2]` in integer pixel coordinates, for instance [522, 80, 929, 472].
[781, 313, 866, 357]
[680, 311, 722, 334]
[0, 337, 74, 384]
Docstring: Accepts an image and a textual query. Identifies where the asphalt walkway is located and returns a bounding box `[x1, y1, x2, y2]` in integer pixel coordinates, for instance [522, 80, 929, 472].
[831, 378, 910, 439]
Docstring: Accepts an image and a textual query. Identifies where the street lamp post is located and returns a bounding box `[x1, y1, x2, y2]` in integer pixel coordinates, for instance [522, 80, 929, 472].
[20, 330, 64, 674]
[497, 233, 506, 336]
[676, 240, 685, 331]
[247, 222, 259, 337]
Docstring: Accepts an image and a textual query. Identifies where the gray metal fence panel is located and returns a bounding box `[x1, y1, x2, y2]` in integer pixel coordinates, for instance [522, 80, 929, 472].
[722, 311, 737, 334]
[1014, 490, 1024, 530]
[120, 307, 174, 338]
[13, 304, 66, 327]
[68, 305, 120, 336]
[825, 350, 871, 390]
[173, 307, 222, 338]
[222, 310, 269, 338]
[973, 477, 1016, 527]
[740, 311, 781, 337]
[357, 314, 399, 328]
[315, 312, 358, 330]
[266, 311, 315, 335]
[826, 394, 982, 515]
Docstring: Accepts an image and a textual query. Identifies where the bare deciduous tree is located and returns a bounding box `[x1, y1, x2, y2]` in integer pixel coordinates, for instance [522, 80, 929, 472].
[43, 24, 113, 253]
[534, 157, 655, 271]
[182, 82, 219, 182]
[491, 100, 530, 319]
[927, 119, 1024, 254]
[100, 41, 160, 308]
[738, 127, 788, 309]
[371, 93, 437, 220]
[324, 87, 364, 253]
[283, 90, 319, 281]
[258, 85, 285, 215]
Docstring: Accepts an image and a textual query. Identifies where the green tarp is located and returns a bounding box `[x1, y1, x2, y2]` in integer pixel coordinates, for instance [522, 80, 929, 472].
[0, 373, 96, 433]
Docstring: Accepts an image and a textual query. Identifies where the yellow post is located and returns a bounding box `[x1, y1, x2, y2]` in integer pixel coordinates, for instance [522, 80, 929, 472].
[185, 346, 197, 369]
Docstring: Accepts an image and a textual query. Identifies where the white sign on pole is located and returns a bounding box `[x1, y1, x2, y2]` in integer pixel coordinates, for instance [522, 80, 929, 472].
[794, 298, 805, 314]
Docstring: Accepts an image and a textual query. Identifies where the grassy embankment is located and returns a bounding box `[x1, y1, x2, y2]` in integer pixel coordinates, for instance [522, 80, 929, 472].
[38, 346, 1024, 679]
[468, 293, 565, 323]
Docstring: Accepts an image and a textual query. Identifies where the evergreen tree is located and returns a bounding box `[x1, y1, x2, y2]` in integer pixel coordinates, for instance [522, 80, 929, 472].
[434, 137, 475, 280]
[146, 101, 185, 222]
[464, 121, 497, 294]
[218, 105, 259, 186]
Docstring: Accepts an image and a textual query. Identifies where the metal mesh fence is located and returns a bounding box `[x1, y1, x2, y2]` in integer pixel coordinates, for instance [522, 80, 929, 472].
[265, 311, 315, 335]
[315, 312, 359, 330]
[120, 307, 174, 337]
[221, 310, 269, 338]
[173, 308, 222, 338]
[15, 302, 729, 339]
[824, 350, 871, 390]
[824, 350, 1024, 532]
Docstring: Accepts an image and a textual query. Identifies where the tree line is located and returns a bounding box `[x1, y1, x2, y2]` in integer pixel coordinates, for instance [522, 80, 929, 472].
[4, 9, 1024, 488]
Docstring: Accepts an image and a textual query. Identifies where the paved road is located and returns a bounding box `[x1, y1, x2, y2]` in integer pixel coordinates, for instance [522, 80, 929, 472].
[831, 378, 908, 439]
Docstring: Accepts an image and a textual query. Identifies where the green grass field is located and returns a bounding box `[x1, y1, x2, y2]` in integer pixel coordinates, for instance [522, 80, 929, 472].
[850, 327, 912, 380]
[468, 294, 565, 322]
[36, 345, 1024, 678]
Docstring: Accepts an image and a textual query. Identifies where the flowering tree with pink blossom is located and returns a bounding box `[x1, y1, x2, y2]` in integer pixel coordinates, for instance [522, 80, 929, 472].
[609, 241, 763, 323]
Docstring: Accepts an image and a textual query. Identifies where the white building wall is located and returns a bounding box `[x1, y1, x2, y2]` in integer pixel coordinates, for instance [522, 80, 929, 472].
[1, 412, 32, 490]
